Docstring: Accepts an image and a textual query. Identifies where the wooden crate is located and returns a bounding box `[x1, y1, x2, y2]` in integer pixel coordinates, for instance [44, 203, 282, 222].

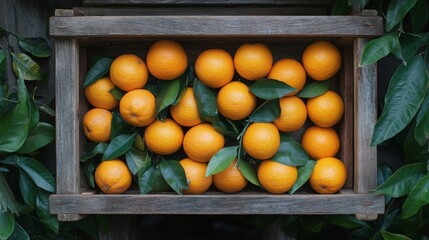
[49, 8, 384, 221]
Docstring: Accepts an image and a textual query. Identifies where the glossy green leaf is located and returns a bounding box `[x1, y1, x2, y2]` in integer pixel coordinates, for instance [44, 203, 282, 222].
[156, 78, 180, 114]
[159, 160, 188, 194]
[328, 215, 371, 229]
[83, 58, 113, 87]
[386, 0, 418, 32]
[348, 0, 369, 12]
[0, 77, 30, 152]
[415, 94, 429, 146]
[403, 125, 429, 163]
[0, 173, 17, 214]
[0, 211, 14, 239]
[360, 34, 397, 66]
[212, 115, 240, 138]
[375, 162, 427, 197]
[280, 133, 297, 143]
[410, 0, 428, 33]
[80, 142, 108, 162]
[18, 38, 51, 58]
[109, 87, 125, 101]
[8, 222, 29, 240]
[125, 147, 151, 175]
[110, 112, 133, 140]
[36, 191, 59, 234]
[172, 67, 192, 105]
[371, 56, 429, 146]
[378, 162, 393, 203]
[206, 146, 237, 176]
[133, 134, 146, 151]
[83, 159, 99, 188]
[151, 167, 171, 192]
[331, 0, 352, 15]
[399, 33, 429, 60]
[296, 78, 332, 98]
[402, 173, 429, 218]
[380, 230, 411, 240]
[137, 166, 155, 194]
[11, 52, 41, 80]
[272, 142, 310, 167]
[102, 134, 136, 160]
[28, 94, 39, 130]
[17, 122, 54, 154]
[0, 93, 18, 116]
[19, 171, 37, 207]
[239, 159, 261, 187]
[249, 99, 280, 122]
[289, 160, 316, 194]
[193, 78, 217, 122]
[249, 79, 295, 100]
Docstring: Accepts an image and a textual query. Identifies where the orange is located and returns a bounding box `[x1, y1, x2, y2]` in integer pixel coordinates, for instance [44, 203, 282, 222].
[302, 40, 342, 81]
[258, 160, 298, 194]
[84, 77, 118, 110]
[95, 160, 132, 194]
[146, 40, 188, 81]
[267, 58, 306, 96]
[216, 81, 257, 120]
[301, 126, 340, 160]
[110, 54, 148, 91]
[194, 49, 234, 88]
[82, 108, 112, 142]
[234, 43, 273, 81]
[306, 90, 344, 127]
[119, 89, 156, 127]
[170, 87, 202, 127]
[309, 157, 347, 194]
[273, 96, 307, 132]
[144, 118, 184, 155]
[180, 158, 212, 194]
[243, 123, 280, 160]
[213, 160, 248, 193]
[183, 123, 225, 163]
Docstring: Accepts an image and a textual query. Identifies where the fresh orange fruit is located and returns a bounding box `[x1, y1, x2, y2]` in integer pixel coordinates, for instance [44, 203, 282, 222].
[82, 108, 112, 142]
[273, 96, 307, 132]
[119, 89, 156, 127]
[213, 160, 248, 193]
[180, 158, 212, 194]
[170, 87, 202, 127]
[144, 118, 184, 155]
[309, 157, 347, 194]
[110, 54, 148, 91]
[183, 123, 225, 163]
[306, 90, 344, 127]
[95, 160, 132, 194]
[234, 43, 273, 81]
[258, 160, 298, 194]
[267, 58, 306, 96]
[146, 40, 188, 81]
[301, 126, 340, 160]
[243, 123, 280, 160]
[302, 40, 342, 81]
[194, 49, 234, 88]
[84, 77, 118, 110]
[216, 81, 257, 120]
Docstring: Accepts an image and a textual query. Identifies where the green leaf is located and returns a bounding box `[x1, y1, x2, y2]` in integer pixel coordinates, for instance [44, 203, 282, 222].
[83, 159, 99, 188]
[371, 56, 429, 146]
[28, 94, 39, 130]
[8, 222, 29, 240]
[0, 211, 14, 239]
[385, 0, 418, 32]
[249, 79, 295, 100]
[375, 162, 427, 197]
[289, 160, 316, 194]
[296, 78, 332, 98]
[399, 33, 429, 60]
[125, 147, 151, 175]
[18, 38, 51, 58]
[155, 78, 180, 114]
[109, 87, 125, 101]
[249, 99, 280, 122]
[206, 146, 237, 176]
[193, 78, 217, 122]
[17, 122, 54, 154]
[144, 83, 159, 96]
[380, 230, 411, 240]
[403, 125, 429, 163]
[110, 112, 133, 140]
[410, 0, 429, 33]
[1, 156, 55, 193]
[11, 52, 41, 80]
[84, 58, 113, 87]
[328, 215, 370, 229]
[152, 167, 171, 192]
[0, 77, 31, 152]
[0, 173, 17, 214]
[402, 173, 429, 218]
[0, 95, 18, 121]
[331, 0, 352, 15]
[137, 166, 155, 194]
[377, 162, 393, 202]
[415, 94, 429, 145]
[348, 0, 369, 12]
[359, 34, 398, 66]
[19, 171, 37, 207]
[172, 67, 192, 105]
[212, 115, 240, 138]
[280, 133, 297, 143]
[102, 134, 136, 160]
[81, 142, 108, 162]
[272, 142, 310, 167]
[36, 191, 59, 234]
[159, 160, 188, 194]
[239, 159, 261, 187]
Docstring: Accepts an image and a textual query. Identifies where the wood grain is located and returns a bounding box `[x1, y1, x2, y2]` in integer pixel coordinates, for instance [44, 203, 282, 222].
[82, 0, 335, 6]
[49, 15, 383, 38]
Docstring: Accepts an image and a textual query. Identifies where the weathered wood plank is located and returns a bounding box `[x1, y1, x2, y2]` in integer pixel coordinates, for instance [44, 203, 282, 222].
[353, 38, 377, 193]
[82, 0, 335, 6]
[50, 191, 384, 215]
[50, 15, 383, 38]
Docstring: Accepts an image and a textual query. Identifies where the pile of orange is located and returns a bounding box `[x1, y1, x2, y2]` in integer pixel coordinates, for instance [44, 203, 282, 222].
[83, 39, 347, 195]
